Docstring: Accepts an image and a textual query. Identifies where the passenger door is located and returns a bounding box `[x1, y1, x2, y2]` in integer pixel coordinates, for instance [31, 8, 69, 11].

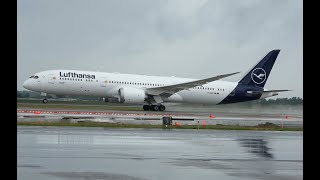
[48, 74, 56, 84]
[100, 77, 108, 87]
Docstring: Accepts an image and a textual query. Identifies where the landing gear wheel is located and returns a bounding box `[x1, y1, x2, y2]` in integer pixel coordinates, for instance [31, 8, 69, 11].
[42, 98, 48, 104]
[143, 105, 150, 111]
[159, 105, 165, 111]
[152, 105, 159, 111]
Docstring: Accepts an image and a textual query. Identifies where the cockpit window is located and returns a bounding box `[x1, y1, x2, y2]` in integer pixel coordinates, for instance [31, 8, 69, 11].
[29, 75, 39, 79]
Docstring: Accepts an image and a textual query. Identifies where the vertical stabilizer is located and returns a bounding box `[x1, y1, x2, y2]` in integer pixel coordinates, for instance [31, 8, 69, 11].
[238, 50, 280, 88]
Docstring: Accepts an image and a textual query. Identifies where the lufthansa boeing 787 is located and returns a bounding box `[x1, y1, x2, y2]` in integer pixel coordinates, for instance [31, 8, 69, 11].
[23, 50, 290, 111]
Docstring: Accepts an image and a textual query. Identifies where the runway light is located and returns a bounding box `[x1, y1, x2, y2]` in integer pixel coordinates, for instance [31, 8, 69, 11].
[34, 111, 41, 114]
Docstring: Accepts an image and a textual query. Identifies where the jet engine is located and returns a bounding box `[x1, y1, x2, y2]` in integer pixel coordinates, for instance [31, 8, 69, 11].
[118, 87, 146, 103]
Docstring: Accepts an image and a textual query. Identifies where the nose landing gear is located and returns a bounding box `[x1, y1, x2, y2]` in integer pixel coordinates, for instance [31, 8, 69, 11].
[42, 98, 48, 103]
[40, 92, 48, 104]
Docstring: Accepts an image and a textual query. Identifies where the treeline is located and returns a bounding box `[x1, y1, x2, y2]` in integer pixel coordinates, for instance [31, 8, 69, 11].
[242, 97, 303, 106]
[17, 90, 303, 105]
[254, 97, 303, 105]
[17, 90, 101, 101]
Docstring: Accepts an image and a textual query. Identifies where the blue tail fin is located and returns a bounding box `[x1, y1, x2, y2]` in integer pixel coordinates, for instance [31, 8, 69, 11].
[238, 50, 280, 88]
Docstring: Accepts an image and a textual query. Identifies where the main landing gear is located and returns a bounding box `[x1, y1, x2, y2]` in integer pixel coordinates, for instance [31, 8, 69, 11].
[143, 104, 166, 111]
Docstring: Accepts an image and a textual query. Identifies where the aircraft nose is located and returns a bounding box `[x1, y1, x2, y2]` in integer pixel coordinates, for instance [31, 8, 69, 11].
[23, 79, 31, 90]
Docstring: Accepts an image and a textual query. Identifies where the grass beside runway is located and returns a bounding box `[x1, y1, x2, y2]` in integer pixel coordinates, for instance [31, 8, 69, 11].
[17, 121, 303, 131]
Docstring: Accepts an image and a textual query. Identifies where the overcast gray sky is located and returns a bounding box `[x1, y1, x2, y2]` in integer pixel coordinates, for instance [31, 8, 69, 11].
[17, 0, 303, 98]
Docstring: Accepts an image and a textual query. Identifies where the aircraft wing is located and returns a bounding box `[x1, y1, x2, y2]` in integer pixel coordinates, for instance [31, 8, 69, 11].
[145, 72, 240, 97]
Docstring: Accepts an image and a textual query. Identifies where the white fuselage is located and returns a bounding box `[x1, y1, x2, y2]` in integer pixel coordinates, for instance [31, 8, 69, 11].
[23, 70, 238, 104]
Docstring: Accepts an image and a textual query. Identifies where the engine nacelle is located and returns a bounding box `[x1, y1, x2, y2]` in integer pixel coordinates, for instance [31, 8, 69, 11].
[118, 87, 146, 103]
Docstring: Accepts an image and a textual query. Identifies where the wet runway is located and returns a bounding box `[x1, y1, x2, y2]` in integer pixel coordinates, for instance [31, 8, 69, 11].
[17, 126, 303, 180]
[17, 108, 303, 127]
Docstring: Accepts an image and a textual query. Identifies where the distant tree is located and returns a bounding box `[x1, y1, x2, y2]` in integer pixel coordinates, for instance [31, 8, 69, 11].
[238, 97, 302, 106]
[20, 91, 30, 98]
[17, 91, 22, 98]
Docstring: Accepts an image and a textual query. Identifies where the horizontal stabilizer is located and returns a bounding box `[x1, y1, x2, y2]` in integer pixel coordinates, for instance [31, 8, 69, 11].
[263, 90, 292, 93]
[247, 89, 291, 96]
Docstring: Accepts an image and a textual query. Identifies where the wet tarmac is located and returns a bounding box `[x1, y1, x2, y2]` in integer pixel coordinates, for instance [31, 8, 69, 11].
[17, 126, 303, 180]
[17, 108, 303, 128]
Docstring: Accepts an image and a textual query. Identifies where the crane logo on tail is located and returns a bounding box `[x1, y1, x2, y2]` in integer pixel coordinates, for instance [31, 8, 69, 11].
[251, 68, 267, 84]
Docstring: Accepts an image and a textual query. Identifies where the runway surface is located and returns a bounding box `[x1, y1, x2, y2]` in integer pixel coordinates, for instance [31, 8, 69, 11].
[17, 126, 303, 180]
[17, 108, 303, 127]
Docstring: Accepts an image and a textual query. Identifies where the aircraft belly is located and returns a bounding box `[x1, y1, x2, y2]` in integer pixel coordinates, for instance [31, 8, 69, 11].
[174, 90, 227, 104]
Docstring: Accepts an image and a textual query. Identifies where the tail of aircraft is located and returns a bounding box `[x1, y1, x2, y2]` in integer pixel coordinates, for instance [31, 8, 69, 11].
[219, 49, 290, 104]
[238, 49, 280, 88]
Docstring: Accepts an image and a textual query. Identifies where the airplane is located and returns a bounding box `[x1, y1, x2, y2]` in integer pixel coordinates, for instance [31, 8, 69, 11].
[23, 49, 290, 111]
